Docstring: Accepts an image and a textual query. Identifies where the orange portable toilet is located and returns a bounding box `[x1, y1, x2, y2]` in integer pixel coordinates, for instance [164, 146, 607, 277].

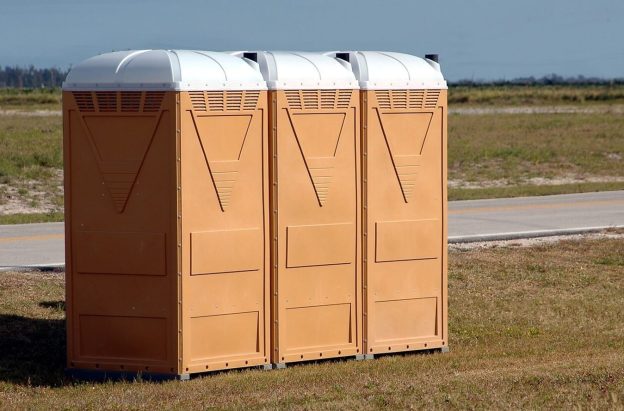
[328, 51, 449, 357]
[238, 51, 362, 367]
[62, 50, 270, 379]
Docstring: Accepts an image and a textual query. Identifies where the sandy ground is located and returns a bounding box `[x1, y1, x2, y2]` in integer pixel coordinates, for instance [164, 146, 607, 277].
[450, 104, 624, 115]
[0, 170, 63, 215]
[450, 230, 624, 250]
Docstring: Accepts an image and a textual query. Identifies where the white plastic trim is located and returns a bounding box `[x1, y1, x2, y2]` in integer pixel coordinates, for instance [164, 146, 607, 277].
[233, 51, 358, 90]
[326, 51, 447, 90]
[63, 50, 267, 91]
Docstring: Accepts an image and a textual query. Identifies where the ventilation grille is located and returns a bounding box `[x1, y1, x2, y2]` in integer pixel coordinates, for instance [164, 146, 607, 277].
[285, 90, 353, 110]
[72, 91, 165, 113]
[189, 91, 260, 111]
[375, 90, 440, 110]
[73, 92, 95, 112]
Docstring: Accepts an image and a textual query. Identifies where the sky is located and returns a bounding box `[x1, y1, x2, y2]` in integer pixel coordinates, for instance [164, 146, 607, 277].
[1, 0, 623, 81]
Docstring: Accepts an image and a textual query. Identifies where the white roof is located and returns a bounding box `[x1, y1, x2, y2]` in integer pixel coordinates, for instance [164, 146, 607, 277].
[326, 51, 447, 90]
[63, 50, 266, 91]
[232, 51, 358, 90]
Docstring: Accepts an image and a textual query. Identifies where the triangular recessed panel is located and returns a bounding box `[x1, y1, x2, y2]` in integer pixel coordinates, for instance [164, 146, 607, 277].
[192, 114, 252, 211]
[83, 115, 160, 213]
[290, 113, 346, 206]
[378, 112, 433, 202]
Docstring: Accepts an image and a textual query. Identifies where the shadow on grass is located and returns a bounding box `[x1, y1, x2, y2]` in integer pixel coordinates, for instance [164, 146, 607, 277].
[0, 314, 66, 386]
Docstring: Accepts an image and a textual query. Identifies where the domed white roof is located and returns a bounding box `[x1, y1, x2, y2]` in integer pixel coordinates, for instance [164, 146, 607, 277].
[63, 50, 266, 91]
[232, 51, 358, 90]
[326, 51, 447, 90]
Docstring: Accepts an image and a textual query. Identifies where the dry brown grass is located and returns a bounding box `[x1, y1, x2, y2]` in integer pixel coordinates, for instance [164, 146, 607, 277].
[1, 237, 623, 409]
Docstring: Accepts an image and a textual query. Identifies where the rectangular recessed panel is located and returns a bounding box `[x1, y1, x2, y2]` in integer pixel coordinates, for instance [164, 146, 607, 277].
[190, 312, 259, 360]
[286, 223, 353, 268]
[375, 219, 440, 263]
[285, 304, 351, 349]
[374, 298, 437, 341]
[191, 228, 261, 275]
[79, 315, 167, 360]
[75, 231, 166, 276]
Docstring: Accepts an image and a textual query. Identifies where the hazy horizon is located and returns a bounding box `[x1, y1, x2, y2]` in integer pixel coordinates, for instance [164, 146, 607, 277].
[1, 0, 623, 81]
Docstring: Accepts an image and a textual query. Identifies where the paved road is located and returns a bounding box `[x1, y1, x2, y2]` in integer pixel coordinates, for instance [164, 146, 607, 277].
[1, 191, 623, 269]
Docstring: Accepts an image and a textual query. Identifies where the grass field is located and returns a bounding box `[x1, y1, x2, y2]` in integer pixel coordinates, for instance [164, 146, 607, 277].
[0, 88, 61, 111]
[0, 236, 622, 408]
[449, 84, 624, 106]
[0, 115, 63, 222]
[0, 86, 623, 223]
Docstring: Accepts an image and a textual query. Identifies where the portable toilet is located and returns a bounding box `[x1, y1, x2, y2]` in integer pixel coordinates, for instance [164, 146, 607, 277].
[327, 51, 448, 357]
[62, 50, 270, 379]
[233, 51, 362, 367]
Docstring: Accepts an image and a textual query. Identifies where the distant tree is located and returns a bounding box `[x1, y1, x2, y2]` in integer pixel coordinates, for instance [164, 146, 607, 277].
[0, 66, 69, 88]
[449, 74, 624, 87]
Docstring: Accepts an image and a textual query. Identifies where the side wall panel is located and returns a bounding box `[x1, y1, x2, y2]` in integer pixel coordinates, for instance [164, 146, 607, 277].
[180, 91, 270, 372]
[64, 91, 179, 374]
[271, 89, 362, 364]
[362, 89, 448, 355]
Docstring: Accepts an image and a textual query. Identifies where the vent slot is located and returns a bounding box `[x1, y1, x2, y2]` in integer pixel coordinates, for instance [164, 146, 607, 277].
[337, 90, 352, 109]
[285, 91, 302, 109]
[226, 91, 244, 111]
[121, 91, 142, 112]
[73, 92, 95, 112]
[207, 91, 225, 111]
[73, 91, 167, 113]
[143, 91, 165, 112]
[95, 92, 117, 112]
[286, 89, 352, 110]
[243, 91, 260, 111]
[376, 90, 439, 110]
[194, 91, 260, 112]
[424, 90, 440, 108]
[190, 91, 207, 111]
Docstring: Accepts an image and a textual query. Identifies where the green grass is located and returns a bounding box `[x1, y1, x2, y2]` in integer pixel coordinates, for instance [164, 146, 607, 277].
[0, 88, 62, 111]
[0, 115, 62, 182]
[449, 112, 624, 184]
[0, 212, 64, 224]
[0, 237, 623, 408]
[0, 115, 63, 217]
[449, 181, 624, 201]
[449, 84, 624, 106]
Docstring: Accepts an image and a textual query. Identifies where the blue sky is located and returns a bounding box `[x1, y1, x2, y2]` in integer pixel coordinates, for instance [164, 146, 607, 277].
[1, 0, 623, 80]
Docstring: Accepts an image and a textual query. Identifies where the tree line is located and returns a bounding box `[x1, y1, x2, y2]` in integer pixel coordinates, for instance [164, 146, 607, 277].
[0, 66, 69, 88]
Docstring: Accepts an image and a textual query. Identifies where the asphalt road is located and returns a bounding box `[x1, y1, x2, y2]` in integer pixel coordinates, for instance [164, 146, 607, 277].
[1, 190, 623, 270]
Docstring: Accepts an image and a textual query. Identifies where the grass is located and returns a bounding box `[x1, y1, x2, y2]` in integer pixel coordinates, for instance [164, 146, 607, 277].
[0, 212, 64, 225]
[449, 181, 624, 201]
[0, 115, 63, 218]
[0, 88, 61, 111]
[448, 112, 624, 184]
[0, 237, 623, 408]
[449, 84, 624, 106]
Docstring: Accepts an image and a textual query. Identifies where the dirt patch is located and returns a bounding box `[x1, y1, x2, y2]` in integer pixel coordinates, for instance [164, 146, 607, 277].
[450, 104, 624, 115]
[0, 169, 63, 215]
[450, 229, 624, 251]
